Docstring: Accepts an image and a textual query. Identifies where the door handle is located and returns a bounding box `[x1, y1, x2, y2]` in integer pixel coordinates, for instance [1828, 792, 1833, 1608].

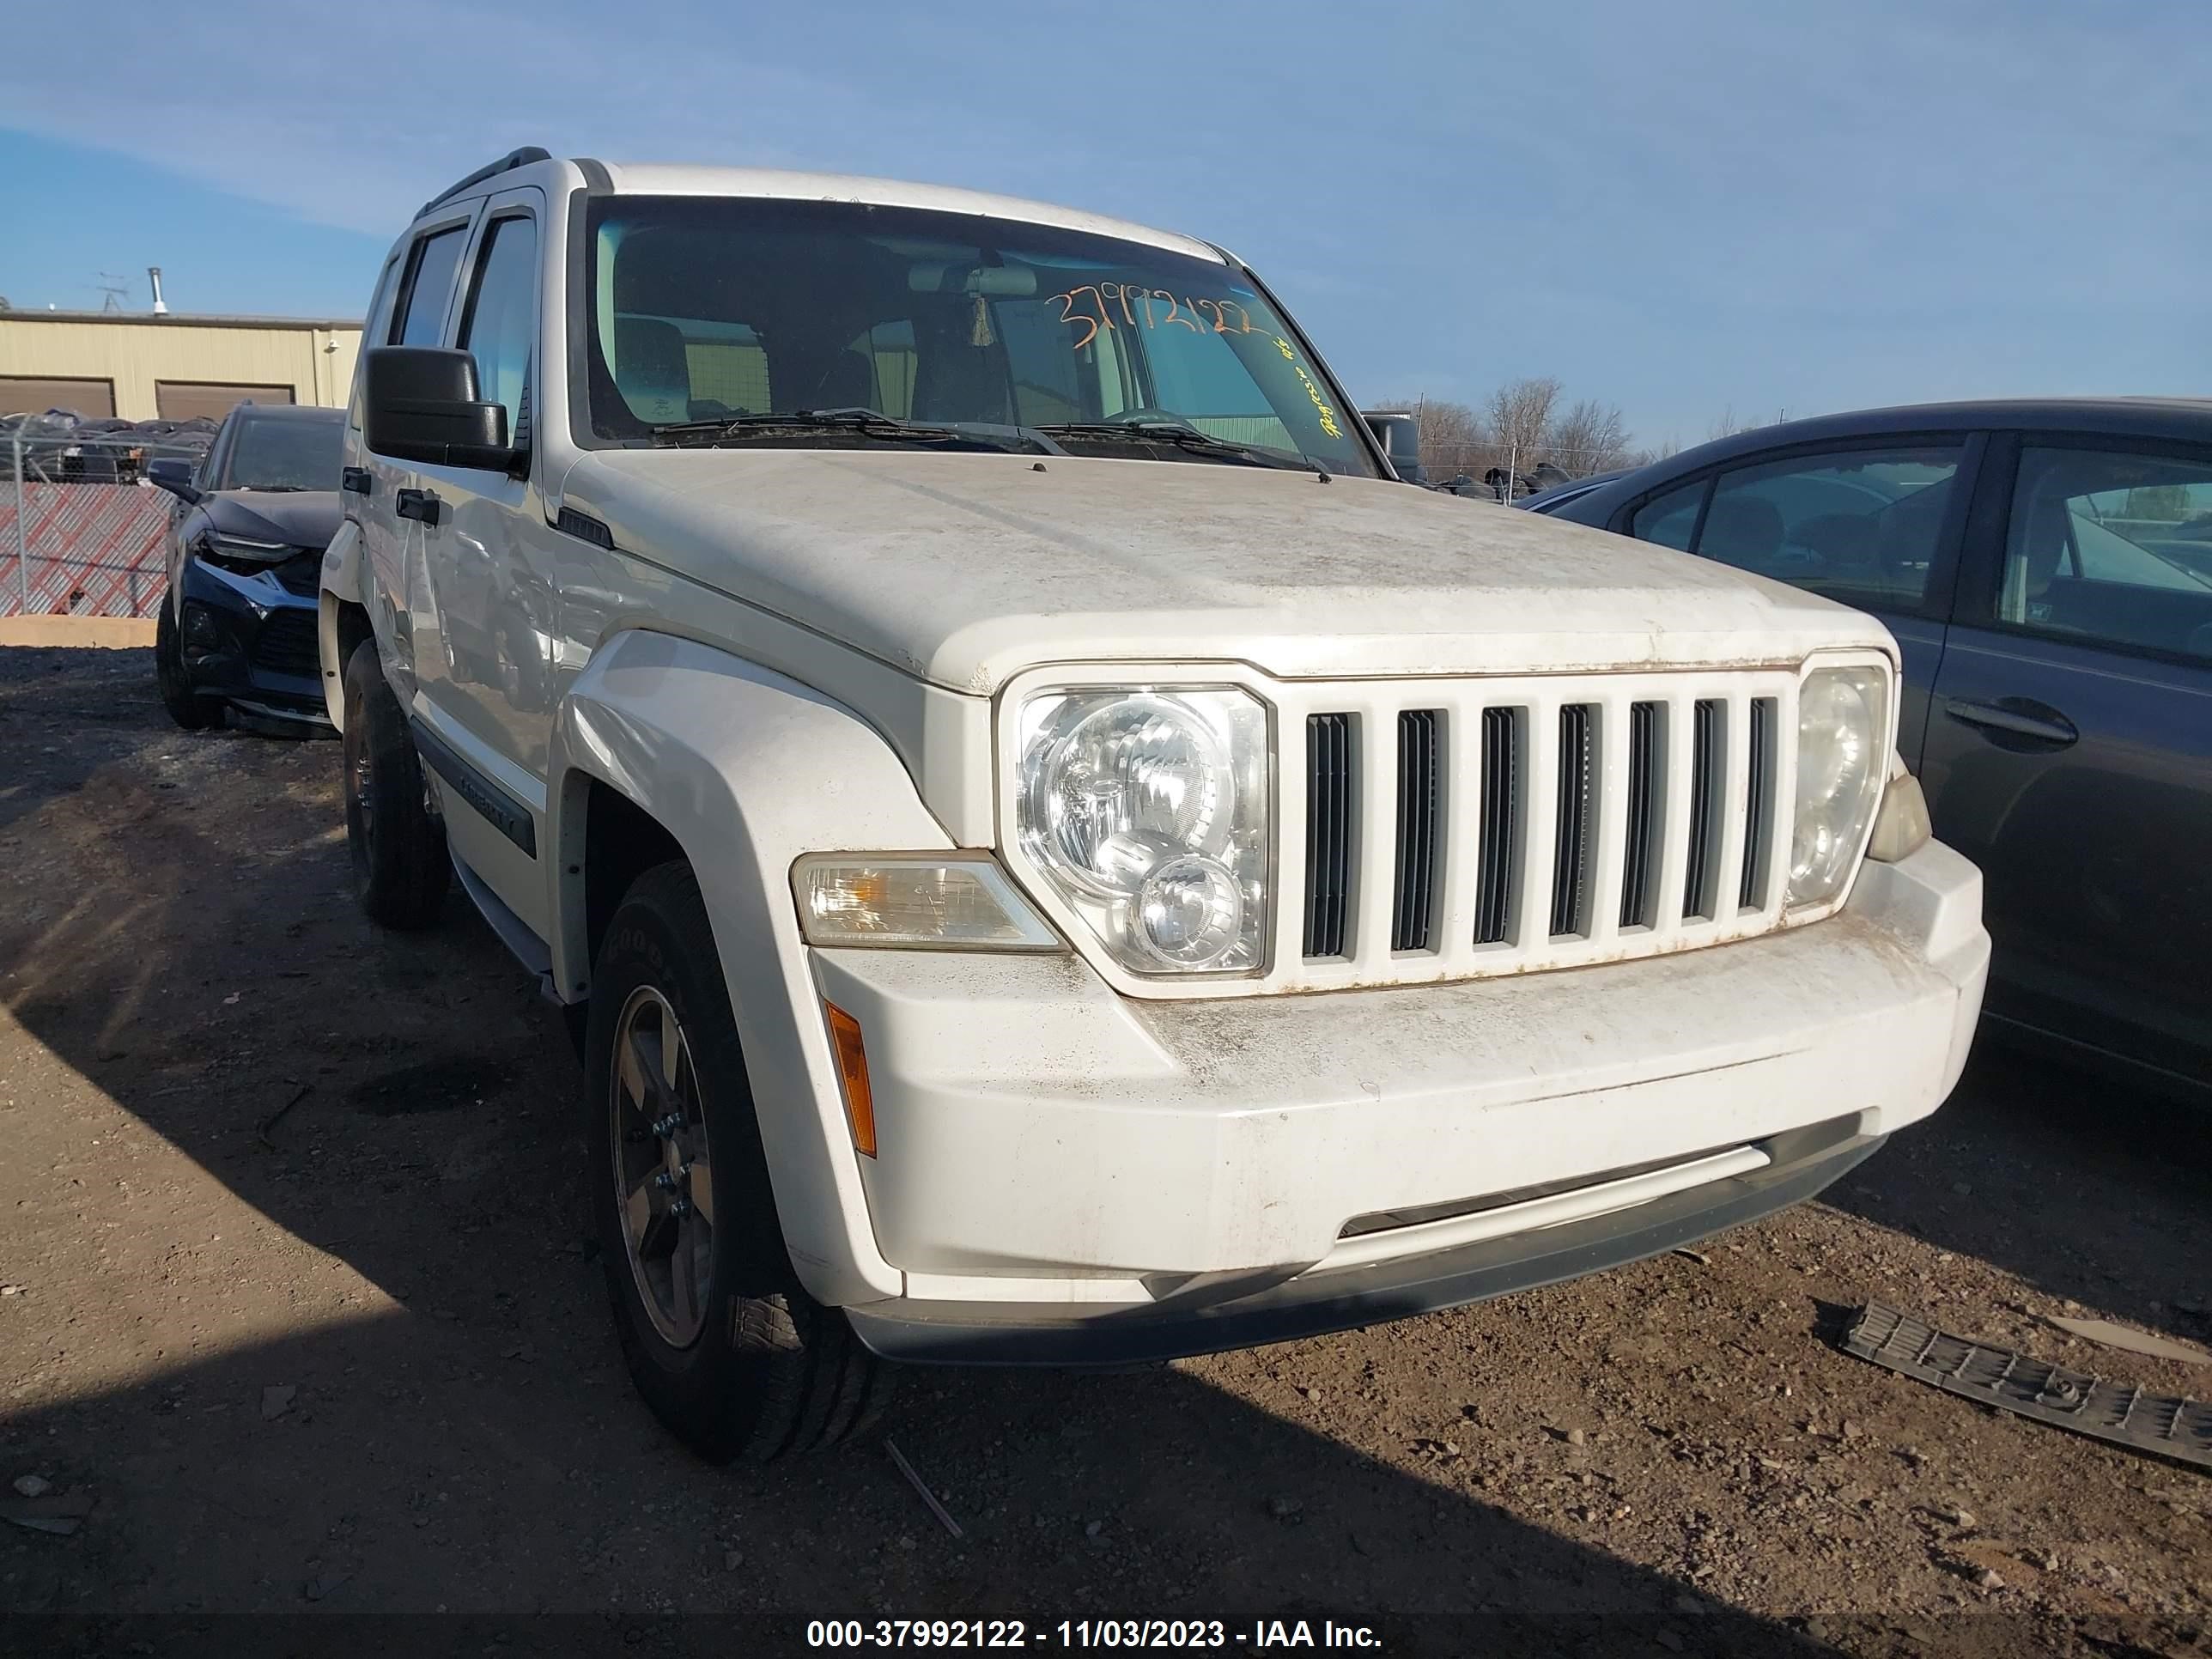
[395, 487, 442, 526]
[1943, 697, 2078, 748]
[341, 465, 373, 495]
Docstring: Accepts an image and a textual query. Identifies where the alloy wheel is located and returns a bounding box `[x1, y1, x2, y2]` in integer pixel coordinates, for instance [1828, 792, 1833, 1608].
[610, 985, 716, 1347]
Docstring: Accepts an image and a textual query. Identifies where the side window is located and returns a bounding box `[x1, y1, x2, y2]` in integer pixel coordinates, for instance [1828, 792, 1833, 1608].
[194, 416, 233, 490]
[1998, 444, 2212, 663]
[1631, 480, 1705, 550]
[392, 226, 469, 347]
[1695, 446, 1961, 611]
[350, 256, 403, 433]
[458, 216, 538, 443]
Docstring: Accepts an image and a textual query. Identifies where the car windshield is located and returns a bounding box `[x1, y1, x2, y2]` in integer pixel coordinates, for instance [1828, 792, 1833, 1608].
[222, 415, 343, 491]
[580, 196, 1379, 477]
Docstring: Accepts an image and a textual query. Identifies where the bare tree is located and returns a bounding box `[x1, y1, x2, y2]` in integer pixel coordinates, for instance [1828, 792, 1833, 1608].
[1373, 396, 1490, 480]
[1705, 406, 1791, 443]
[1545, 398, 1630, 473]
[1485, 377, 1561, 470]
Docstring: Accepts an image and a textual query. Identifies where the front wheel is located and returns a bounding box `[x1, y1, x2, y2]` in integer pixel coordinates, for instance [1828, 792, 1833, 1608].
[155, 593, 212, 731]
[341, 639, 447, 929]
[586, 860, 886, 1462]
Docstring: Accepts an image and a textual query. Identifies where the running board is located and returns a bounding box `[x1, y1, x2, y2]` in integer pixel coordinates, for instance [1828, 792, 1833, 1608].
[451, 854, 558, 1000]
[1845, 1303, 2212, 1470]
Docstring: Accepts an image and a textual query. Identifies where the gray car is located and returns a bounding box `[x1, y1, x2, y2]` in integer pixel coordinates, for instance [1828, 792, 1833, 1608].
[1536, 399, 2212, 1099]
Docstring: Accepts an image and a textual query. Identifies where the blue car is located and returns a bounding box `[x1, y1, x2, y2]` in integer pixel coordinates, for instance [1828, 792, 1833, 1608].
[1534, 399, 2212, 1098]
[146, 403, 344, 732]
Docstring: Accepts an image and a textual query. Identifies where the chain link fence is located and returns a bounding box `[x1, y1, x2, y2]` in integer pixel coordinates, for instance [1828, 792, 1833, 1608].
[1409, 441, 1632, 501]
[3, 413, 215, 618]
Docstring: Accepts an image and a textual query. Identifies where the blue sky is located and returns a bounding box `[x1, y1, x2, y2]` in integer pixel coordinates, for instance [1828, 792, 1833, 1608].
[3, 0, 2203, 447]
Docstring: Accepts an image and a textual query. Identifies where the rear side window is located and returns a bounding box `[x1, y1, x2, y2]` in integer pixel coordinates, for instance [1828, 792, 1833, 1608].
[392, 227, 469, 347]
[2000, 444, 2212, 663]
[351, 257, 404, 431]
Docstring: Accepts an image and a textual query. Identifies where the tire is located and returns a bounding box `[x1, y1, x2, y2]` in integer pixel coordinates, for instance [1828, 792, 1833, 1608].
[341, 639, 447, 929]
[586, 860, 887, 1462]
[155, 592, 212, 731]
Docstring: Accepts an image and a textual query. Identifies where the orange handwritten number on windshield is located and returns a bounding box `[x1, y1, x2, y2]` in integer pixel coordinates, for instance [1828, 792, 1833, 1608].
[1053, 287, 1251, 349]
[1052, 288, 1103, 351]
[1196, 298, 1255, 335]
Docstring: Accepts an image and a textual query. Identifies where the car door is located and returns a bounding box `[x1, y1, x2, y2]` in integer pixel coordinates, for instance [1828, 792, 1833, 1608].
[1608, 434, 1980, 770]
[406, 188, 559, 940]
[357, 209, 476, 703]
[1920, 431, 2212, 1087]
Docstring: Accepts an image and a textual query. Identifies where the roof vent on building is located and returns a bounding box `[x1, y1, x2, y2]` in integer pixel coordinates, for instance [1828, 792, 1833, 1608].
[148, 267, 169, 316]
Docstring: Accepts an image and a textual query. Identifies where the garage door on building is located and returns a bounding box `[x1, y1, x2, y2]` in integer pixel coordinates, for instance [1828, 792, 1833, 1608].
[0, 376, 118, 418]
[154, 381, 296, 422]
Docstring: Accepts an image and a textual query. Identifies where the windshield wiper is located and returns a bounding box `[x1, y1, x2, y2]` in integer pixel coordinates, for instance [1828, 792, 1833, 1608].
[644, 408, 1057, 455]
[1036, 421, 1328, 479]
[237, 483, 311, 492]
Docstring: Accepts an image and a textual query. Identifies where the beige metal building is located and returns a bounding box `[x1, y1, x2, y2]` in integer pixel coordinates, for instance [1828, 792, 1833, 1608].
[0, 310, 362, 422]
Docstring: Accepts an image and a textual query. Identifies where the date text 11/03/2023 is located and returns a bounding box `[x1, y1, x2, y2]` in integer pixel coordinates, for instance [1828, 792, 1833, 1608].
[805, 1618, 1383, 1649]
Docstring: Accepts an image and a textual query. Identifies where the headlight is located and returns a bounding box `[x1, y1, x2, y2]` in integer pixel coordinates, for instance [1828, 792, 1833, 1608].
[1788, 665, 1889, 908]
[1015, 687, 1270, 975]
[205, 532, 290, 560]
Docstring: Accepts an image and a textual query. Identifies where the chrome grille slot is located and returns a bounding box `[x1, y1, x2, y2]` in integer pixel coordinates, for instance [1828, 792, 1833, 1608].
[1740, 696, 1778, 910]
[1391, 709, 1441, 952]
[1620, 700, 1662, 930]
[1303, 713, 1352, 958]
[1682, 698, 1723, 921]
[1549, 703, 1596, 939]
[1474, 706, 1522, 945]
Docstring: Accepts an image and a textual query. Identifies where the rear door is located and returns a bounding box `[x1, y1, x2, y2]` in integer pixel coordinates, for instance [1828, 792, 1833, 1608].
[357, 209, 477, 700]
[1608, 434, 1979, 769]
[1921, 432, 2212, 1084]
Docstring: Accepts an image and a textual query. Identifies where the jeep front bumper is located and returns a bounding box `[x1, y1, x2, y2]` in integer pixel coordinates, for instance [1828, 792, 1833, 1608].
[805, 839, 1988, 1364]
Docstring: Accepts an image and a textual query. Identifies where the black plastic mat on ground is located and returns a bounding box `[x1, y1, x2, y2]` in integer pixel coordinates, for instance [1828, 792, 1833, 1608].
[1844, 1301, 2212, 1469]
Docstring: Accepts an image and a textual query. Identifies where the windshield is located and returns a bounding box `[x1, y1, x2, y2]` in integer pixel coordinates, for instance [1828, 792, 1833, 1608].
[221, 415, 343, 491]
[580, 196, 1380, 477]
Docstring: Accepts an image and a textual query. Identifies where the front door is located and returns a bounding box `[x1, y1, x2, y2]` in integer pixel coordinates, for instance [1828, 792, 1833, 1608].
[1921, 432, 2212, 1085]
[1607, 434, 1979, 770]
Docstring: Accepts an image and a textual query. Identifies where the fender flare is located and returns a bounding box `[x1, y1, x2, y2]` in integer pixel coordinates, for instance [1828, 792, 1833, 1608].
[545, 628, 956, 1308]
[316, 520, 368, 730]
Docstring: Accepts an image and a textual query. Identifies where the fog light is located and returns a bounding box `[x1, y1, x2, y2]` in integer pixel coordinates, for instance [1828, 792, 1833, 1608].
[181, 603, 222, 647]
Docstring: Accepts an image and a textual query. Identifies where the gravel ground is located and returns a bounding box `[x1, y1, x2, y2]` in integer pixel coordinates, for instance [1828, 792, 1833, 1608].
[1, 645, 2206, 1659]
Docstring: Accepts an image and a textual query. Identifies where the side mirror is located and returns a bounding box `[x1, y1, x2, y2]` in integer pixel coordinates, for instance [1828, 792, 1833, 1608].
[364, 346, 516, 471]
[146, 456, 200, 502]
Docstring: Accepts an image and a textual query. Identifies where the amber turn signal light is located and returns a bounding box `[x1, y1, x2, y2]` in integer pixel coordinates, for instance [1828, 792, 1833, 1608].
[823, 1001, 877, 1158]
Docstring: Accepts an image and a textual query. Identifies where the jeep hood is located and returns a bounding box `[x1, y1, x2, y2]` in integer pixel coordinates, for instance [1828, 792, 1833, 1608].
[560, 450, 1893, 694]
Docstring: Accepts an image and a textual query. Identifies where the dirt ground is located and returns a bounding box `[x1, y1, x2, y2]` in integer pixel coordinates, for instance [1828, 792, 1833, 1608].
[1, 644, 2206, 1658]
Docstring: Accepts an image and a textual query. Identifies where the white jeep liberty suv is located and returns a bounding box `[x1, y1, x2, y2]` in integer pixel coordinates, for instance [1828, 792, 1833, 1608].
[319, 148, 1989, 1462]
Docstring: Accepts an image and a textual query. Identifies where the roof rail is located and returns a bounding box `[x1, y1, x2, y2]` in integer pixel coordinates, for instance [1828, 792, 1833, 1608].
[417, 147, 553, 218]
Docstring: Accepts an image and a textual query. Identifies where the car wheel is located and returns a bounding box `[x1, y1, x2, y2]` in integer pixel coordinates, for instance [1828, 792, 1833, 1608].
[587, 860, 887, 1462]
[155, 593, 212, 731]
[341, 639, 447, 929]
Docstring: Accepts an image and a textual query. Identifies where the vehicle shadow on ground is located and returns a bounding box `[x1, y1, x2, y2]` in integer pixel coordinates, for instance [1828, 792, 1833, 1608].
[1821, 1042, 2212, 1345]
[0, 650, 2148, 1656]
